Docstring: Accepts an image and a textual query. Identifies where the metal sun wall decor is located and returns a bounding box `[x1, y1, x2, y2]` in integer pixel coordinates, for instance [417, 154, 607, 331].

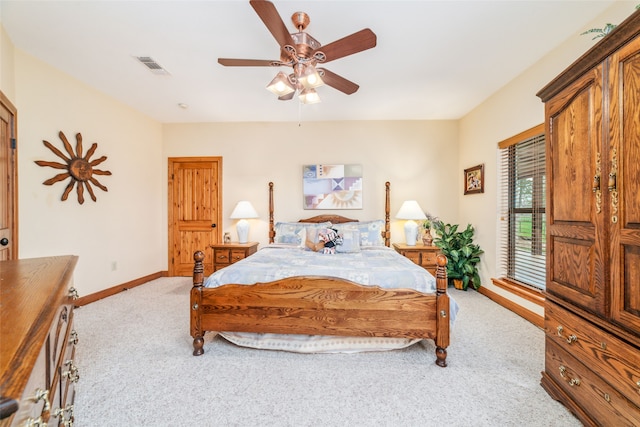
[35, 131, 112, 204]
[303, 164, 362, 209]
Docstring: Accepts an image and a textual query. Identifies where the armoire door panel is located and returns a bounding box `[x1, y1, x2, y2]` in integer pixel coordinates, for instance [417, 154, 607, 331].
[548, 236, 604, 311]
[609, 35, 640, 334]
[546, 65, 606, 315]
[549, 87, 596, 224]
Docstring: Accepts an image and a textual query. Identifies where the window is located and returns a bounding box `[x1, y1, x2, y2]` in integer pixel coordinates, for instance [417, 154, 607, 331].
[497, 125, 546, 289]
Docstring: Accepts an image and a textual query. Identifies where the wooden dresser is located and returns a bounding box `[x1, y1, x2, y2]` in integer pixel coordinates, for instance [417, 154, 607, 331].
[0, 256, 79, 427]
[537, 11, 640, 426]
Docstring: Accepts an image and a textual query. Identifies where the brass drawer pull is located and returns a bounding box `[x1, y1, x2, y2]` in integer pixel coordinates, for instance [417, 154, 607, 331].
[53, 404, 74, 426]
[23, 417, 47, 427]
[559, 365, 581, 387]
[556, 326, 578, 344]
[30, 388, 50, 412]
[63, 360, 80, 383]
[69, 330, 79, 346]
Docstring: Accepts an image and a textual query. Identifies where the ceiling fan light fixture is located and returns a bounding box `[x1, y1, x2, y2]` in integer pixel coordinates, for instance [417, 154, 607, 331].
[266, 71, 296, 96]
[299, 88, 321, 104]
[298, 64, 324, 89]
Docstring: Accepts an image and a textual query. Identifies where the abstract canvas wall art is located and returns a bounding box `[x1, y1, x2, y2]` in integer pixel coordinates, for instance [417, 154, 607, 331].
[303, 164, 363, 209]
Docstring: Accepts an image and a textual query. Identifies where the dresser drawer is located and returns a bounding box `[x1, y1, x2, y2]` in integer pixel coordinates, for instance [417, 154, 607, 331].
[48, 305, 71, 386]
[403, 252, 420, 264]
[214, 249, 231, 265]
[10, 347, 49, 426]
[545, 338, 640, 426]
[419, 251, 437, 267]
[545, 301, 640, 407]
[230, 250, 247, 263]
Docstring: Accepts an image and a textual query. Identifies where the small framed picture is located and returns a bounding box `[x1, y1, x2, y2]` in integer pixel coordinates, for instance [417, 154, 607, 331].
[464, 164, 484, 195]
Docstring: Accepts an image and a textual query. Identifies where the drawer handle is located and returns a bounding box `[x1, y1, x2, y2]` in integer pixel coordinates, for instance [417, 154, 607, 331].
[556, 326, 578, 344]
[30, 388, 50, 412]
[218, 255, 227, 259]
[23, 417, 47, 427]
[69, 330, 79, 346]
[53, 404, 74, 426]
[63, 361, 80, 383]
[559, 365, 581, 387]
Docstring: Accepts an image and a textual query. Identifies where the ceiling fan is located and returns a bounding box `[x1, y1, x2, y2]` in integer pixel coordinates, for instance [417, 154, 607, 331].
[218, 0, 377, 104]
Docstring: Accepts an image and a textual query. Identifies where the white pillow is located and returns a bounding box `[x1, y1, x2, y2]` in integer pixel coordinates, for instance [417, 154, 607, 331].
[336, 229, 361, 253]
[333, 220, 385, 247]
[273, 221, 331, 248]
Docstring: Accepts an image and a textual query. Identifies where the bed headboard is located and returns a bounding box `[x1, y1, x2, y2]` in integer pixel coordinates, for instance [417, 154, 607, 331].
[267, 181, 391, 247]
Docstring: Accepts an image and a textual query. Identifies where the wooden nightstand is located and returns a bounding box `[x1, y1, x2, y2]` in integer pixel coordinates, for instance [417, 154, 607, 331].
[210, 242, 258, 271]
[392, 243, 440, 275]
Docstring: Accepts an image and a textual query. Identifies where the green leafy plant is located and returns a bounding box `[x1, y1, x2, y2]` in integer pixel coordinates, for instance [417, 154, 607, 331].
[432, 221, 484, 290]
[581, 4, 640, 39]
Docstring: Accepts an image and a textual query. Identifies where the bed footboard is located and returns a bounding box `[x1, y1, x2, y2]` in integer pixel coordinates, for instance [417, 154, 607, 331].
[191, 251, 450, 366]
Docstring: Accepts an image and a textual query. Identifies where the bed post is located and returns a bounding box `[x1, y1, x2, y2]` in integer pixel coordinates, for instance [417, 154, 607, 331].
[384, 181, 391, 247]
[434, 254, 450, 367]
[268, 181, 275, 244]
[191, 250, 205, 356]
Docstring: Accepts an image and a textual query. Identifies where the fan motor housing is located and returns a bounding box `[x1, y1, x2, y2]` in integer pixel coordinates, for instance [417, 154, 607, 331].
[291, 32, 321, 59]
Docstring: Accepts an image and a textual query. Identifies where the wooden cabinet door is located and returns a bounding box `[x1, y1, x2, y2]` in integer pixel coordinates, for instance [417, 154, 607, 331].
[608, 35, 640, 333]
[545, 65, 608, 315]
[0, 92, 17, 261]
[168, 157, 222, 276]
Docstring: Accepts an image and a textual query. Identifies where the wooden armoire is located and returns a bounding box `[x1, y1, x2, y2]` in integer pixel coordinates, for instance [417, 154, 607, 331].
[537, 10, 640, 426]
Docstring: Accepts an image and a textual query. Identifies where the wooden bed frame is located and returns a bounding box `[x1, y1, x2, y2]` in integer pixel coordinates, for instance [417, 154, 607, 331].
[191, 182, 451, 366]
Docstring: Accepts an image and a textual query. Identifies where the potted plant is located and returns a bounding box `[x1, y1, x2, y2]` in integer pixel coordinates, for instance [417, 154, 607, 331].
[432, 221, 484, 290]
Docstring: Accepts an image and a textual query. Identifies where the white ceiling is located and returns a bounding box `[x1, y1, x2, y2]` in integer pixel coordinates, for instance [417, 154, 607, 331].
[1, 0, 619, 123]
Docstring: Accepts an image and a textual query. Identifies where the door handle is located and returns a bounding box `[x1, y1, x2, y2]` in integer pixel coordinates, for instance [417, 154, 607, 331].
[211, 223, 216, 228]
[0, 237, 8, 246]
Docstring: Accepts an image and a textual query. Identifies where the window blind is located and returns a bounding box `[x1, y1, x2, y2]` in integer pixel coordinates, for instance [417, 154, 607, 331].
[497, 133, 546, 289]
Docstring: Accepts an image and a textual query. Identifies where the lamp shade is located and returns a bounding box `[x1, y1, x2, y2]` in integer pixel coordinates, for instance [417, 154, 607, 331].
[298, 88, 321, 104]
[266, 71, 295, 96]
[298, 65, 324, 89]
[230, 201, 259, 219]
[395, 201, 427, 220]
[230, 201, 259, 244]
[396, 200, 426, 246]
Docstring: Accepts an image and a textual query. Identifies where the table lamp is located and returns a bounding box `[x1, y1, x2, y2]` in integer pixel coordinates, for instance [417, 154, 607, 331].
[396, 200, 427, 246]
[230, 201, 258, 244]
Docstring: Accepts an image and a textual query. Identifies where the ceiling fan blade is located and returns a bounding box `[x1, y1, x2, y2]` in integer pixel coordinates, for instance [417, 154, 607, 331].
[250, 0, 296, 49]
[218, 58, 281, 67]
[314, 29, 377, 63]
[317, 68, 359, 95]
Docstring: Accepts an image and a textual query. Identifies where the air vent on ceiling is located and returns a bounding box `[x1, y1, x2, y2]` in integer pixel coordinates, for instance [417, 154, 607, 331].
[134, 56, 170, 75]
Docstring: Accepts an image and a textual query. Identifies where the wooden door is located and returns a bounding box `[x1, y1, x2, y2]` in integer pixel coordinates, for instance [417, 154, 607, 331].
[0, 92, 18, 261]
[608, 36, 640, 333]
[545, 65, 608, 315]
[168, 157, 222, 276]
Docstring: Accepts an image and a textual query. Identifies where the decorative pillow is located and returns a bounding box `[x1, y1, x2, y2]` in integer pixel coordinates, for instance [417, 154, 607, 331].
[336, 229, 361, 253]
[274, 221, 331, 248]
[316, 227, 343, 254]
[333, 220, 385, 247]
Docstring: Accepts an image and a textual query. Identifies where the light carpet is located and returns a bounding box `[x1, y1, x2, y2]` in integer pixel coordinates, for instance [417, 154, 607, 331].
[72, 277, 580, 426]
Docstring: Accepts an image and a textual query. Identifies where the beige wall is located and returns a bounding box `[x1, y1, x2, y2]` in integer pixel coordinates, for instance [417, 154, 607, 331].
[162, 120, 459, 247]
[1, 24, 16, 100]
[11, 49, 164, 296]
